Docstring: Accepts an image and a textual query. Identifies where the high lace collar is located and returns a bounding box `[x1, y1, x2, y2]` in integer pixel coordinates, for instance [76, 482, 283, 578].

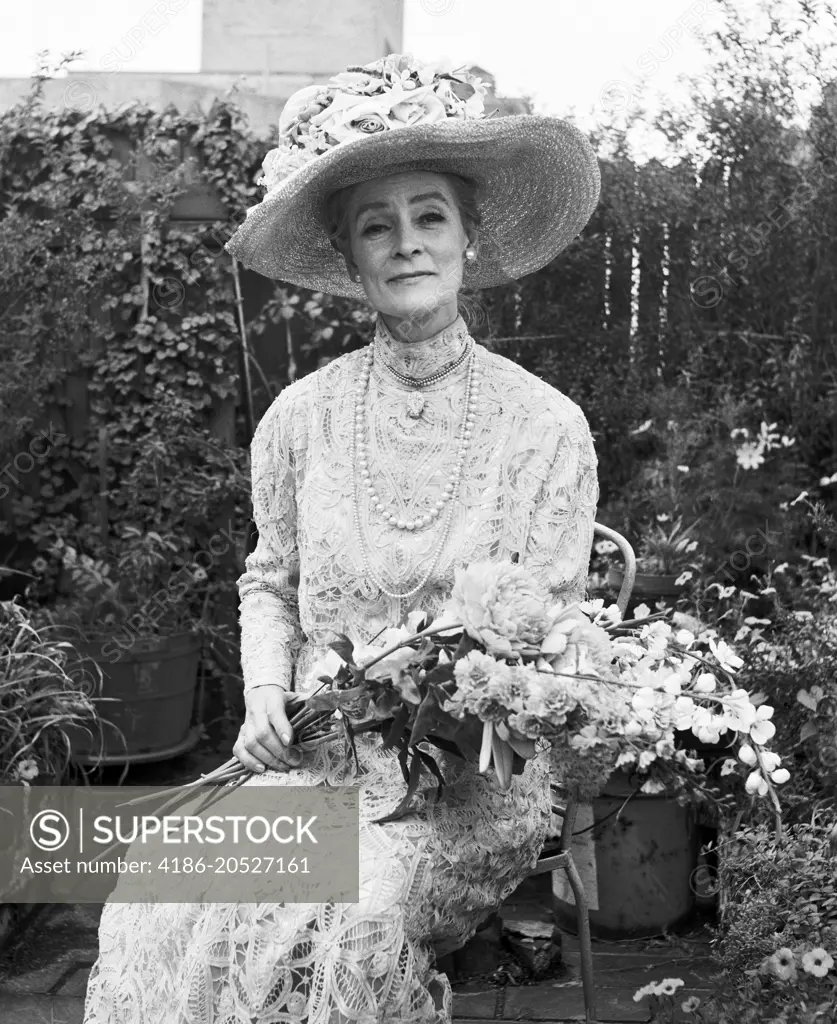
[373, 313, 471, 380]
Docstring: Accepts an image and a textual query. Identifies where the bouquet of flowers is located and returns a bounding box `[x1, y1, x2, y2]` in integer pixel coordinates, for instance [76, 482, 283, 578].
[173, 560, 790, 826]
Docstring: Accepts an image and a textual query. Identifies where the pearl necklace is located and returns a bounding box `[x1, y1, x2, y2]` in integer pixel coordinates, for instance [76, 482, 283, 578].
[377, 336, 473, 388]
[350, 343, 482, 601]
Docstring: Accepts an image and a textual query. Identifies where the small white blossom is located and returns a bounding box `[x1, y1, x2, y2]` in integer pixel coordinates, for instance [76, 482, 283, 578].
[14, 758, 39, 782]
[749, 705, 776, 744]
[745, 769, 769, 796]
[736, 442, 765, 470]
[640, 778, 667, 794]
[738, 744, 757, 766]
[709, 638, 744, 673]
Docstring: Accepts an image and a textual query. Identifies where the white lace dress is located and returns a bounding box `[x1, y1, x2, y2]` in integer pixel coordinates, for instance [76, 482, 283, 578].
[83, 313, 599, 1024]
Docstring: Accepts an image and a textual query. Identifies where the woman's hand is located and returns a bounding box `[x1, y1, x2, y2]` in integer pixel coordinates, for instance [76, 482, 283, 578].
[234, 685, 303, 773]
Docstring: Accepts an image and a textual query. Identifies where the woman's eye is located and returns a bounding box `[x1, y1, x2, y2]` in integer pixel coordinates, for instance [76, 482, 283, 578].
[361, 211, 444, 236]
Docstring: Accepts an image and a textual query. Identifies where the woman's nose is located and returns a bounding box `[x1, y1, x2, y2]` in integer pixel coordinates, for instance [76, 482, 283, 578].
[392, 218, 423, 255]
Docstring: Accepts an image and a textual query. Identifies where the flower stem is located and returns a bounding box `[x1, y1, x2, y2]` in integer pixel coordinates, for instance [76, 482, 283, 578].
[356, 621, 463, 672]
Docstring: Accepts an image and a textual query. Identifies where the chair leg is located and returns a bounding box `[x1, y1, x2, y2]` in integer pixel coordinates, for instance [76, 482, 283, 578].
[559, 796, 597, 1023]
[563, 854, 597, 1022]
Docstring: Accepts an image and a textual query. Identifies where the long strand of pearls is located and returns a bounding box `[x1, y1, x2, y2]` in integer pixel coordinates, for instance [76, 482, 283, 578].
[350, 343, 482, 602]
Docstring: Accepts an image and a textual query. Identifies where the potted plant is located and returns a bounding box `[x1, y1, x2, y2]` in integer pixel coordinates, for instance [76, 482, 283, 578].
[23, 407, 250, 765]
[33, 527, 232, 765]
[547, 602, 785, 940]
[608, 516, 703, 601]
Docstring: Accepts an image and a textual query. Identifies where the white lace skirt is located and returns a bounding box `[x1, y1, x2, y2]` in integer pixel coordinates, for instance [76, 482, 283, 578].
[82, 734, 553, 1024]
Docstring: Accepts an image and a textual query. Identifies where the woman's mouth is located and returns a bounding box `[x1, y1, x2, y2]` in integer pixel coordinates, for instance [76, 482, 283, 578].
[389, 272, 432, 284]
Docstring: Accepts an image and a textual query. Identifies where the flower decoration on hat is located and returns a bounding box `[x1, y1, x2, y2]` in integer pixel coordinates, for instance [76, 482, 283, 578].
[258, 53, 490, 192]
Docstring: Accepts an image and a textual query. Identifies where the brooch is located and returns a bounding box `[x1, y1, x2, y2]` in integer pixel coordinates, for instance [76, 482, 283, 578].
[405, 392, 427, 419]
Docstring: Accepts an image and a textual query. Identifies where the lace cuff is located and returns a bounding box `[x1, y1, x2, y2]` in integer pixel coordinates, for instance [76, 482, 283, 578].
[237, 391, 305, 695]
[522, 405, 599, 604]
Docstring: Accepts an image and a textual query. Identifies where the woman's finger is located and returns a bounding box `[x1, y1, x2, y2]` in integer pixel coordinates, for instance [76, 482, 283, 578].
[267, 706, 295, 749]
[233, 737, 271, 774]
[250, 721, 295, 767]
[246, 735, 295, 772]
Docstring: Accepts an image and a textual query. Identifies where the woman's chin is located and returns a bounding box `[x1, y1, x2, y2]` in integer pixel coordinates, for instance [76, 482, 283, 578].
[379, 283, 449, 321]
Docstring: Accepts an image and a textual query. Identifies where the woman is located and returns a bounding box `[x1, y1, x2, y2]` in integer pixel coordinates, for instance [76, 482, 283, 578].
[83, 52, 600, 1024]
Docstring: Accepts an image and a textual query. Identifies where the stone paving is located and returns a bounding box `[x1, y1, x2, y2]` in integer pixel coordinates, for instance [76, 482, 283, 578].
[0, 887, 717, 1023]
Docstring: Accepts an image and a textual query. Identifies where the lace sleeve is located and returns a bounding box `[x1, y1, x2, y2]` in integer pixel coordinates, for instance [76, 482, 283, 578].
[236, 391, 305, 695]
[522, 404, 599, 604]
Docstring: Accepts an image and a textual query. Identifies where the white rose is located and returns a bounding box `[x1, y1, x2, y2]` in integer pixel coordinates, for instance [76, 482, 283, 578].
[311, 85, 447, 145]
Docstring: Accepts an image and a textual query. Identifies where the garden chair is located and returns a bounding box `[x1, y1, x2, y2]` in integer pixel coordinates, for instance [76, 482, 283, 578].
[528, 522, 637, 1024]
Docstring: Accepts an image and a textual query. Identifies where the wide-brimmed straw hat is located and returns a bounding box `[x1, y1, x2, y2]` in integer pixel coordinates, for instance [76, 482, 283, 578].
[225, 53, 601, 300]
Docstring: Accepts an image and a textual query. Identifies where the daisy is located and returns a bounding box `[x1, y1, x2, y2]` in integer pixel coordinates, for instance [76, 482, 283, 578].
[681, 996, 701, 1012]
[801, 948, 834, 978]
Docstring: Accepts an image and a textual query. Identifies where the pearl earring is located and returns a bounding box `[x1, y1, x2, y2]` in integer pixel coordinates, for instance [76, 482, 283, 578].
[353, 272, 361, 282]
[464, 246, 477, 262]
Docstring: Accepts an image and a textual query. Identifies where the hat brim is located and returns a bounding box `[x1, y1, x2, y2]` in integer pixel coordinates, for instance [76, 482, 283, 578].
[225, 114, 601, 300]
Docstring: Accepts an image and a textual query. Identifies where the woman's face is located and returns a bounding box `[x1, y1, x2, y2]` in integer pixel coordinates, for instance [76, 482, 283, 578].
[343, 170, 473, 330]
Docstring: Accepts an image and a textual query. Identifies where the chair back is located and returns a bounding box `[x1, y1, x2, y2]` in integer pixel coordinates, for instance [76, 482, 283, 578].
[593, 523, 636, 616]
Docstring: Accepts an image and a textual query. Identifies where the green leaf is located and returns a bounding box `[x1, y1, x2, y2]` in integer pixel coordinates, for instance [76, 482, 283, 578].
[396, 745, 410, 786]
[424, 732, 468, 759]
[304, 686, 366, 712]
[800, 720, 819, 742]
[328, 632, 355, 664]
[453, 631, 477, 658]
[450, 722, 483, 762]
[373, 688, 401, 717]
[372, 751, 423, 825]
[423, 661, 456, 685]
[506, 733, 537, 760]
[417, 748, 446, 801]
[381, 704, 410, 751]
[409, 685, 455, 747]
